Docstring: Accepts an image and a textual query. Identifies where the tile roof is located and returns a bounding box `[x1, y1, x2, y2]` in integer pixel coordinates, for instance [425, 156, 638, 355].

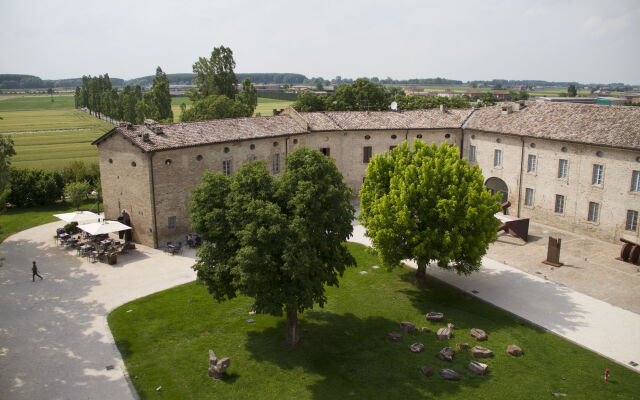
[466, 102, 640, 150]
[296, 109, 475, 131]
[93, 115, 307, 153]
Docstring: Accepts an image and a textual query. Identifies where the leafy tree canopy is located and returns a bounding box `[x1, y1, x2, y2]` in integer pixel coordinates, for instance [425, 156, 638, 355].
[359, 141, 501, 285]
[189, 147, 355, 346]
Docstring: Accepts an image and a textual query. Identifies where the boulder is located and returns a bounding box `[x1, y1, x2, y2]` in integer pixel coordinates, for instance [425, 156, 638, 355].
[468, 360, 488, 376]
[420, 366, 434, 377]
[447, 323, 457, 330]
[399, 321, 417, 334]
[438, 369, 460, 381]
[470, 328, 487, 341]
[471, 346, 494, 358]
[208, 350, 230, 380]
[426, 312, 444, 322]
[437, 347, 455, 361]
[507, 344, 523, 356]
[456, 343, 469, 350]
[410, 343, 425, 353]
[421, 326, 431, 333]
[388, 332, 403, 342]
[437, 327, 452, 340]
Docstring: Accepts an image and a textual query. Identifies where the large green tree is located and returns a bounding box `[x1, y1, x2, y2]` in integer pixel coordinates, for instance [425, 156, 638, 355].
[190, 147, 355, 346]
[183, 45, 256, 121]
[567, 84, 577, 97]
[360, 141, 501, 285]
[0, 136, 16, 206]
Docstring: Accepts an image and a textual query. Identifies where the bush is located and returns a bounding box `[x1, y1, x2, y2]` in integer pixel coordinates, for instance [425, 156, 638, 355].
[64, 181, 91, 208]
[64, 221, 79, 234]
[8, 168, 64, 207]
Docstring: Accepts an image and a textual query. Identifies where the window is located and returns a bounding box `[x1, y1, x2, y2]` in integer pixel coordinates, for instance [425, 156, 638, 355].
[554, 194, 565, 213]
[588, 202, 600, 222]
[389, 145, 396, 151]
[592, 164, 603, 185]
[320, 147, 330, 156]
[527, 154, 537, 173]
[272, 153, 280, 174]
[631, 170, 640, 192]
[223, 160, 232, 176]
[469, 145, 477, 162]
[524, 188, 534, 206]
[494, 149, 502, 167]
[363, 146, 372, 163]
[168, 216, 176, 231]
[558, 159, 568, 178]
[626, 210, 638, 231]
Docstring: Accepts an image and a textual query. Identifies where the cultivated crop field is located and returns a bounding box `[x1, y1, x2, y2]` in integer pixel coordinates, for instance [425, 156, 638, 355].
[0, 95, 113, 170]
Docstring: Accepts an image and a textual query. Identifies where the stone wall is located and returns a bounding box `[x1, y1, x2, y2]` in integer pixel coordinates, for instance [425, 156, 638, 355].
[464, 129, 640, 243]
[97, 134, 155, 246]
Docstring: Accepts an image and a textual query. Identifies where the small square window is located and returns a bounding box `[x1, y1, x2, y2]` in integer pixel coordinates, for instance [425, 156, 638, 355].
[524, 188, 534, 206]
[554, 194, 565, 214]
[320, 148, 330, 157]
[587, 202, 600, 222]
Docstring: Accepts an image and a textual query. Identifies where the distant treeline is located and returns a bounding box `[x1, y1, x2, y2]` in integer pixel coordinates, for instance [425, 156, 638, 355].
[256, 90, 298, 101]
[0, 74, 125, 89]
[126, 73, 307, 86]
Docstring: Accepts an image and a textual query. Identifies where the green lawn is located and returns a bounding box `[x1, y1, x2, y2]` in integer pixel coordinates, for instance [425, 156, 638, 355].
[108, 242, 638, 399]
[0, 198, 99, 243]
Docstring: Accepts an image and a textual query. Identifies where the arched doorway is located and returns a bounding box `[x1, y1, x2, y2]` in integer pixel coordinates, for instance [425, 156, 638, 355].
[485, 177, 508, 203]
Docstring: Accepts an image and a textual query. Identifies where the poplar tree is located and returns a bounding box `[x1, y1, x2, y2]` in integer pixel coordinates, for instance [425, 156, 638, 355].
[360, 141, 501, 285]
[151, 66, 173, 121]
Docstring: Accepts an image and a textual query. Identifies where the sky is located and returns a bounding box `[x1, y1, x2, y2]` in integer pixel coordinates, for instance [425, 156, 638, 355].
[1, 0, 639, 84]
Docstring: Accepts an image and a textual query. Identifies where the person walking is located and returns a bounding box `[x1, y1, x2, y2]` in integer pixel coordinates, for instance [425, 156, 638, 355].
[32, 261, 43, 282]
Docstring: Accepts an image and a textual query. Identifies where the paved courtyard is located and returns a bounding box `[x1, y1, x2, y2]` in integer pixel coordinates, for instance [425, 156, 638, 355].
[1, 217, 639, 400]
[0, 221, 196, 400]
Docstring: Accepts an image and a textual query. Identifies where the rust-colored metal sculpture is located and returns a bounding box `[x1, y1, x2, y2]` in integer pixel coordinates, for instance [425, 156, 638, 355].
[542, 236, 563, 267]
[498, 218, 530, 242]
[501, 201, 511, 214]
[617, 238, 640, 265]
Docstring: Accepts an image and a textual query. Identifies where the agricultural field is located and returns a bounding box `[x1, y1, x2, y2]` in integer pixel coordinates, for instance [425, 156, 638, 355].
[0, 95, 113, 170]
[170, 97, 294, 121]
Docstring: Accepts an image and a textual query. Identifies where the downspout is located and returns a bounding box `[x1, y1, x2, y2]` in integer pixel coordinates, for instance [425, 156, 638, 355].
[517, 137, 525, 218]
[148, 152, 158, 249]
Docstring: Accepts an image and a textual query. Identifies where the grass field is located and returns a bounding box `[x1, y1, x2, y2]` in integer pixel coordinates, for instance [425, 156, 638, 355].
[0, 198, 99, 243]
[0, 95, 113, 170]
[108, 242, 639, 400]
[0, 95, 75, 111]
[170, 97, 294, 121]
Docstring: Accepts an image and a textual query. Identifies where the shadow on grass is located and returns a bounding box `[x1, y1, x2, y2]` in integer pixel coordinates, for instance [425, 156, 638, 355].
[245, 311, 489, 399]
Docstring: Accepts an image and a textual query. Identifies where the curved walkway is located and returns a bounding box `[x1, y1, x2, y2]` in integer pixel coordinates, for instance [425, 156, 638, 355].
[349, 222, 640, 373]
[0, 221, 196, 400]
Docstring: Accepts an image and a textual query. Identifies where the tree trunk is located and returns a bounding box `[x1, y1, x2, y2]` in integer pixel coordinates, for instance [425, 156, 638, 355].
[415, 260, 427, 288]
[285, 309, 300, 346]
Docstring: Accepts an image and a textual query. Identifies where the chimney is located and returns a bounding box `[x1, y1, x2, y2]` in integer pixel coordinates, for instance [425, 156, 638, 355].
[513, 100, 526, 111]
[142, 132, 150, 142]
[501, 104, 513, 115]
[440, 104, 448, 113]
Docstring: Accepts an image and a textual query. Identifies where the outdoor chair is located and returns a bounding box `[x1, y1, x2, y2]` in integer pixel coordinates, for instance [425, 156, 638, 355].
[164, 242, 173, 253]
[170, 242, 182, 255]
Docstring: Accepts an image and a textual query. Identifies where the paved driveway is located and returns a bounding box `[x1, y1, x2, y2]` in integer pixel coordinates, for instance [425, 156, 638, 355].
[0, 221, 196, 400]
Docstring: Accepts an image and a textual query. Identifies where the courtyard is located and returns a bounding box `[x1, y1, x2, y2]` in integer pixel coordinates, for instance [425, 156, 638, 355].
[0, 217, 638, 399]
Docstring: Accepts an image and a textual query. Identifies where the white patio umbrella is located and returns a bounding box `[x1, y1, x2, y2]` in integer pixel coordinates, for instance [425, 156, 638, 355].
[77, 220, 131, 236]
[53, 210, 100, 223]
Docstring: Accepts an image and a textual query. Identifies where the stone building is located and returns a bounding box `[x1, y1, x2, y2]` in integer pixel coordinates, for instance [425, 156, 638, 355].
[93, 102, 640, 248]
